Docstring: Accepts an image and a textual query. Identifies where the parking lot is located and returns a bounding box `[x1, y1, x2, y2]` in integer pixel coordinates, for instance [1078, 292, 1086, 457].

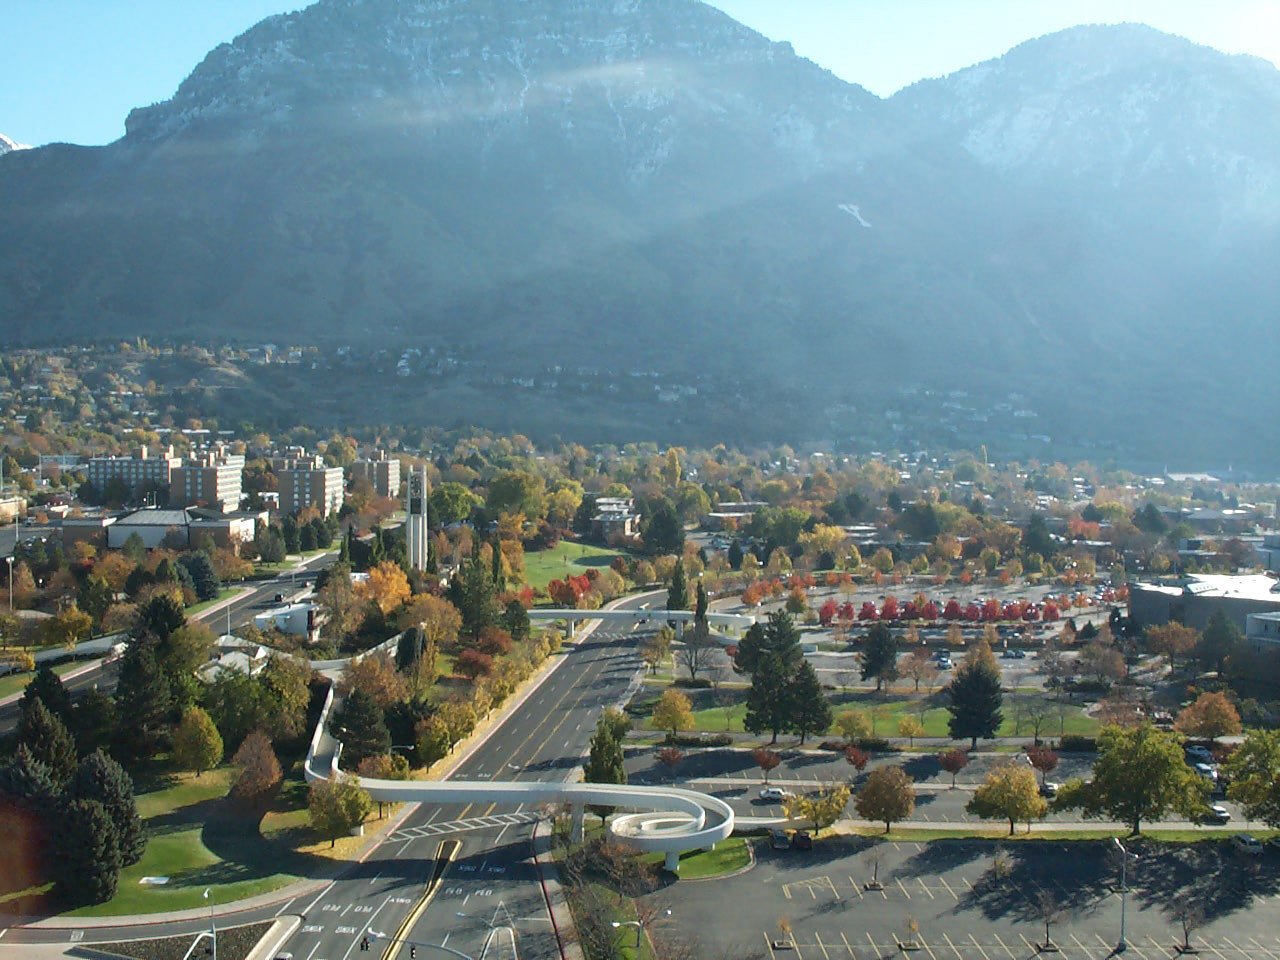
[647, 835, 1280, 960]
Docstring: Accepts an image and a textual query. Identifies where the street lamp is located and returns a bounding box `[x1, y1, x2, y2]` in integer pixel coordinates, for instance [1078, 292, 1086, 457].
[5, 555, 12, 612]
[1112, 837, 1138, 953]
[611, 921, 643, 951]
[203, 888, 217, 960]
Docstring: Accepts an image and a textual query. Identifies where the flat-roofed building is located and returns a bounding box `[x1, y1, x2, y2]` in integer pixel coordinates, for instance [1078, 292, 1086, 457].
[350, 450, 401, 499]
[87, 445, 180, 500]
[1129, 573, 1280, 632]
[171, 444, 245, 514]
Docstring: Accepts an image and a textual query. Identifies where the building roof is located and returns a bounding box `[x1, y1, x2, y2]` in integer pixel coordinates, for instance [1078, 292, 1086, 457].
[116, 508, 194, 527]
[1133, 573, 1280, 602]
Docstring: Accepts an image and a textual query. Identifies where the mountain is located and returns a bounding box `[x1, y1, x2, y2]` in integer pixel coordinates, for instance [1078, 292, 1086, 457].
[0, 133, 29, 154]
[0, 3, 1277, 466]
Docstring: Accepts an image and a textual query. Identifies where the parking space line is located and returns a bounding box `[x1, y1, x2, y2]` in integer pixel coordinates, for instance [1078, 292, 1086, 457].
[941, 933, 964, 959]
[897, 878, 912, 899]
[968, 934, 993, 960]
[840, 931, 856, 957]
[1070, 933, 1091, 956]
[867, 932, 878, 957]
[814, 931, 832, 959]
[763, 931, 778, 960]
[1250, 937, 1277, 959]
[1221, 937, 1246, 957]
[917, 877, 935, 899]
[991, 932, 1016, 958]
[847, 875, 864, 900]
[917, 934, 939, 960]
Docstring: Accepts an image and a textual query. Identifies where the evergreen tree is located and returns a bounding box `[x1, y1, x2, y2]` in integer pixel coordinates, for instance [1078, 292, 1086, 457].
[457, 551, 499, 639]
[1198, 609, 1241, 675]
[50, 798, 121, 905]
[77, 575, 115, 625]
[727, 540, 744, 571]
[763, 610, 804, 673]
[946, 660, 1004, 749]
[115, 641, 174, 763]
[178, 552, 221, 602]
[859, 622, 899, 692]
[70, 688, 118, 758]
[643, 498, 685, 556]
[745, 652, 794, 744]
[694, 580, 708, 624]
[133, 593, 186, 645]
[490, 535, 505, 591]
[582, 714, 627, 825]
[17, 697, 77, 786]
[330, 690, 391, 767]
[69, 749, 146, 867]
[787, 660, 832, 744]
[733, 622, 768, 675]
[21, 664, 72, 722]
[338, 527, 352, 565]
[0, 743, 59, 809]
[396, 627, 425, 675]
[666, 560, 689, 612]
[501, 599, 531, 643]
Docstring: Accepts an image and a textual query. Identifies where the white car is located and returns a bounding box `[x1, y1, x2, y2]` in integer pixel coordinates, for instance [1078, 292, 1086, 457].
[760, 786, 793, 802]
[1232, 834, 1264, 856]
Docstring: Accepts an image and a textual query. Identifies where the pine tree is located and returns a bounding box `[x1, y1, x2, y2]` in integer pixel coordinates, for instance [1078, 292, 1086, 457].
[583, 714, 627, 825]
[69, 749, 146, 867]
[133, 593, 186, 645]
[666, 560, 689, 612]
[115, 641, 174, 763]
[745, 652, 794, 745]
[727, 540, 744, 571]
[0, 743, 59, 809]
[501, 599, 530, 642]
[457, 551, 499, 639]
[21, 664, 72, 722]
[330, 690, 391, 768]
[860, 622, 899, 692]
[172, 706, 225, 776]
[51, 798, 122, 904]
[694, 580, 708, 624]
[787, 661, 833, 745]
[946, 660, 1004, 749]
[733, 622, 768, 675]
[17, 697, 78, 786]
[70, 688, 119, 759]
[178, 552, 221, 602]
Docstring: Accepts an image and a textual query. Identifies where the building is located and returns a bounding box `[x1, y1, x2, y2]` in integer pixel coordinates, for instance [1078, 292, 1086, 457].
[101, 507, 257, 551]
[171, 444, 245, 514]
[0, 496, 25, 523]
[592, 497, 641, 541]
[253, 602, 317, 640]
[702, 501, 768, 531]
[1257, 533, 1280, 572]
[272, 453, 344, 517]
[1246, 612, 1280, 653]
[87, 445, 181, 500]
[1128, 573, 1280, 632]
[405, 464, 429, 571]
[350, 450, 401, 499]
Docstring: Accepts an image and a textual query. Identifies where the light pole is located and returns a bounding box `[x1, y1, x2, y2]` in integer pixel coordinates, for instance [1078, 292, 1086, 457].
[203, 888, 217, 960]
[611, 920, 642, 951]
[5, 555, 12, 613]
[1112, 837, 1138, 953]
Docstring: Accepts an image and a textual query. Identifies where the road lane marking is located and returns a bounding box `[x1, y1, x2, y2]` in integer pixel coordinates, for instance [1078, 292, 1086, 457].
[302, 880, 337, 915]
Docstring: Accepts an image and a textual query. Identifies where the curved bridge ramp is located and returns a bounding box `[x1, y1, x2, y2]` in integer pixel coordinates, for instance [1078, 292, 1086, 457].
[305, 686, 733, 872]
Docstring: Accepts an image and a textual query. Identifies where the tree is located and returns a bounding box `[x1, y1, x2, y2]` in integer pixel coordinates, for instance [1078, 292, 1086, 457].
[644, 499, 685, 556]
[946, 659, 1003, 749]
[1175, 692, 1242, 742]
[230, 730, 283, 800]
[178, 552, 221, 602]
[339, 650, 408, 709]
[676, 620, 717, 682]
[1146, 623, 1198, 670]
[172, 706, 224, 776]
[487, 470, 546, 520]
[836, 710, 872, 743]
[330, 690, 391, 768]
[938, 749, 970, 788]
[21, 663, 72, 721]
[1193, 610, 1239, 675]
[583, 715, 627, 825]
[501, 599, 530, 643]
[1026, 745, 1058, 786]
[666, 560, 689, 612]
[1055, 723, 1207, 835]
[70, 688, 118, 758]
[784, 785, 850, 837]
[316, 563, 362, 640]
[17, 697, 77, 786]
[656, 746, 685, 781]
[855, 765, 915, 833]
[50, 798, 121, 904]
[859, 622, 899, 692]
[640, 628, 672, 674]
[68, 749, 146, 867]
[455, 551, 499, 639]
[0, 743, 59, 809]
[358, 561, 411, 615]
[1077, 639, 1125, 685]
[844, 745, 870, 780]
[1225, 729, 1280, 827]
[967, 764, 1047, 834]
[308, 776, 373, 847]
[901, 652, 939, 693]
[650, 689, 695, 739]
[747, 747, 781, 786]
[455, 648, 495, 681]
[744, 652, 792, 744]
[788, 660, 832, 745]
[898, 716, 925, 747]
[42, 604, 93, 649]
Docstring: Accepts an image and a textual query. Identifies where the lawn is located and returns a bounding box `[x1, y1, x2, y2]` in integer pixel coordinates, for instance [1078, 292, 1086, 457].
[0, 660, 84, 702]
[640, 836, 751, 879]
[186, 587, 243, 616]
[67, 765, 326, 917]
[523, 540, 631, 592]
[632, 686, 1098, 740]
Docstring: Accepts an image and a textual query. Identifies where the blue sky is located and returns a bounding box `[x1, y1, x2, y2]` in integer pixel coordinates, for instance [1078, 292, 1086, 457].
[4, 1, 1279, 146]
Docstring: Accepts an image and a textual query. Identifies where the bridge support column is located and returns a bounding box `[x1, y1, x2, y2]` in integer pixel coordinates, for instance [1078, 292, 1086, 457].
[571, 803, 585, 844]
[664, 850, 680, 873]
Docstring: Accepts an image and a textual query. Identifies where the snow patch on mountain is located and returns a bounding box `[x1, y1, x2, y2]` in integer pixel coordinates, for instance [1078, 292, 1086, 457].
[0, 133, 31, 154]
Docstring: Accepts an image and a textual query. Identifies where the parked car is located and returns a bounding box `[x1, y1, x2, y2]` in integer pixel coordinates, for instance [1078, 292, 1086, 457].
[1039, 782, 1060, 798]
[1194, 762, 1218, 782]
[1201, 804, 1231, 825]
[1265, 836, 1280, 854]
[791, 830, 813, 850]
[1232, 834, 1264, 856]
[760, 786, 792, 802]
[936, 657, 953, 670]
[770, 828, 791, 850]
[1185, 745, 1214, 763]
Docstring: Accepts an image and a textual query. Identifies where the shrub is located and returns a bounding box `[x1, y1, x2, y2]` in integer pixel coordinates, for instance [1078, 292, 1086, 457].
[1058, 734, 1097, 753]
[668, 732, 732, 748]
[672, 677, 712, 689]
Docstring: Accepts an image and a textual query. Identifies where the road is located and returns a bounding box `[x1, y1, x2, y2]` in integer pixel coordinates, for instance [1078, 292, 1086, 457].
[0, 551, 336, 734]
[2, 593, 656, 960]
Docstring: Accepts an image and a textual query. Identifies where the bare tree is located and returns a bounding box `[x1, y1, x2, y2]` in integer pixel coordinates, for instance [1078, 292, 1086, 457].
[1036, 888, 1063, 950]
[676, 621, 717, 682]
[1175, 901, 1205, 954]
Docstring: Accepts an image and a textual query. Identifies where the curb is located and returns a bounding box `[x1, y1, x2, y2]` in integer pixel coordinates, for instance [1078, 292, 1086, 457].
[532, 818, 584, 960]
[246, 915, 302, 960]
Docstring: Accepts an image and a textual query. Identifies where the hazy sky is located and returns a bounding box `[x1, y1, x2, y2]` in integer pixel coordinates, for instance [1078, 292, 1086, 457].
[4, 1, 1279, 147]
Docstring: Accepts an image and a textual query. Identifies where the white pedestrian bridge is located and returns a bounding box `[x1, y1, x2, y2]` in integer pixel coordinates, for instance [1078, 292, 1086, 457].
[304, 654, 739, 873]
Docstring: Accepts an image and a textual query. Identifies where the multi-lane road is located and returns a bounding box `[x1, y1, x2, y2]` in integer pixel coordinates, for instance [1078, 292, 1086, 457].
[3, 593, 655, 960]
